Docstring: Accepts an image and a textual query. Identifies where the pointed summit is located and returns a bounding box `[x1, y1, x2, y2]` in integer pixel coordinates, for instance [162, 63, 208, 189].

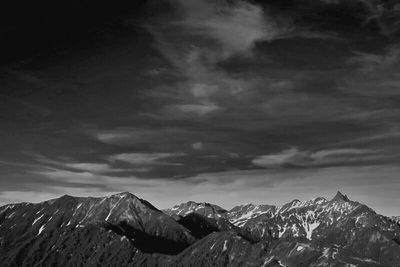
[331, 191, 350, 202]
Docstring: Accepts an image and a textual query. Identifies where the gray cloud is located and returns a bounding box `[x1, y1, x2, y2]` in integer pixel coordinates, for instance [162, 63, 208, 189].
[252, 147, 378, 168]
[108, 152, 184, 166]
[349, 45, 400, 73]
[1, 0, 400, 215]
[144, 0, 289, 120]
[174, 0, 280, 57]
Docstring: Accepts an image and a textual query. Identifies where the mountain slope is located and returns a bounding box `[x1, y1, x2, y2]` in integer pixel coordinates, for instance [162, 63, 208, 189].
[1, 191, 400, 267]
[227, 192, 400, 266]
[0, 192, 195, 266]
[164, 191, 400, 266]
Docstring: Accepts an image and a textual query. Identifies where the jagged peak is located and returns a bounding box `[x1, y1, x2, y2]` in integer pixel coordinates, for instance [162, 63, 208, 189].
[331, 191, 350, 202]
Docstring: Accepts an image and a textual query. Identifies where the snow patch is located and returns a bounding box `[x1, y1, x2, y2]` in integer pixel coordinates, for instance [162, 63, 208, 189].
[7, 211, 16, 218]
[222, 240, 228, 252]
[278, 225, 287, 238]
[37, 225, 46, 236]
[210, 242, 216, 250]
[305, 221, 320, 240]
[32, 214, 45, 225]
[73, 203, 83, 215]
[321, 248, 330, 258]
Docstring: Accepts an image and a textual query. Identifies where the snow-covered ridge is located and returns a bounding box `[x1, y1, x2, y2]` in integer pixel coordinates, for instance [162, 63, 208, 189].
[1, 191, 400, 266]
[227, 191, 375, 240]
[163, 201, 227, 219]
[227, 196, 329, 227]
[163, 191, 370, 241]
[153, 190, 400, 249]
[227, 204, 275, 227]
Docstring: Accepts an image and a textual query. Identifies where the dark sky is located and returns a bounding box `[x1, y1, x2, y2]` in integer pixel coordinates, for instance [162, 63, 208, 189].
[1, 0, 400, 215]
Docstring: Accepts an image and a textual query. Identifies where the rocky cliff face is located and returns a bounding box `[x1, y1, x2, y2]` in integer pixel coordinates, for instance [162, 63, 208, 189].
[1, 191, 399, 266]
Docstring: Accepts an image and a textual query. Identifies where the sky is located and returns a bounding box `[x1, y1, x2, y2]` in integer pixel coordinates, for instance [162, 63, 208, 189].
[1, 0, 400, 215]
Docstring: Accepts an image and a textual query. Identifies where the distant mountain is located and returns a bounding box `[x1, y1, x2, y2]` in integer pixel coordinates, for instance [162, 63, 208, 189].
[228, 192, 400, 266]
[166, 191, 400, 266]
[1, 191, 400, 266]
[163, 201, 228, 220]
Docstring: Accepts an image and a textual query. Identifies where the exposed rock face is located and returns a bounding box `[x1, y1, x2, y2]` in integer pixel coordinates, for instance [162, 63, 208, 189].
[1, 191, 400, 266]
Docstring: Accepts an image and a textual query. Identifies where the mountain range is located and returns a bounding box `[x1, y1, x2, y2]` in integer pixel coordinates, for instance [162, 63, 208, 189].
[0, 191, 399, 266]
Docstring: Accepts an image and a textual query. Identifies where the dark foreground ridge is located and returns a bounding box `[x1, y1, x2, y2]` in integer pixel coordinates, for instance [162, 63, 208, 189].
[1, 191, 400, 266]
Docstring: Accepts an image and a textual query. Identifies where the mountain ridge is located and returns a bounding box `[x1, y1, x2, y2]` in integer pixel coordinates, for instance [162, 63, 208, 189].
[1, 191, 400, 266]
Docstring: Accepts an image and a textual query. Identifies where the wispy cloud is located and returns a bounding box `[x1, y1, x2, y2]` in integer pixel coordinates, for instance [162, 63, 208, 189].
[108, 152, 184, 166]
[144, 0, 286, 119]
[251, 147, 377, 168]
[89, 127, 193, 147]
[174, 0, 280, 57]
[31, 154, 118, 174]
[62, 163, 113, 173]
[192, 142, 204, 151]
[252, 147, 309, 168]
[176, 103, 221, 116]
[349, 45, 400, 72]
[1, 0, 400, 217]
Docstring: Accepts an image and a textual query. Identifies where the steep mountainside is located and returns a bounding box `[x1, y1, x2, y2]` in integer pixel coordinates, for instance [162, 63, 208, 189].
[1, 192, 400, 266]
[167, 192, 400, 266]
[0, 192, 195, 266]
[232, 192, 400, 266]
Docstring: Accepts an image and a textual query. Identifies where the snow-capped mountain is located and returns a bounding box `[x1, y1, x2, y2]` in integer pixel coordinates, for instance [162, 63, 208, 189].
[1, 191, 399, 266]
[163, 201, 228, 220]
[231, 192, 400, 265]
[227, 192, 361, 239]
[166, 191, 400, 266]
[0, 192, 195, 266]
